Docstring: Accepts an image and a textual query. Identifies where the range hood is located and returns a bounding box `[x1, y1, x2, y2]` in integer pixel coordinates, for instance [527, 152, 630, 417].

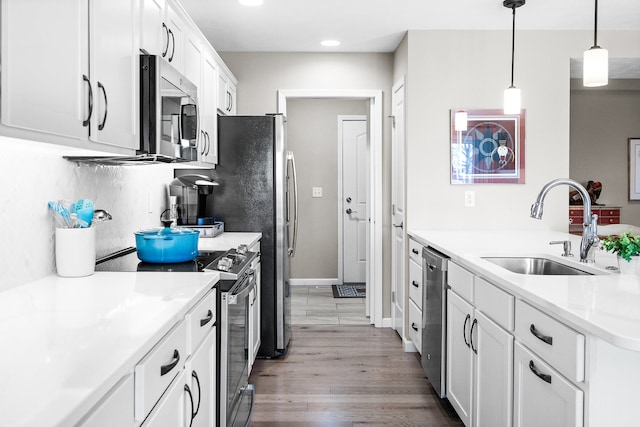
[63, 153, 190, 166]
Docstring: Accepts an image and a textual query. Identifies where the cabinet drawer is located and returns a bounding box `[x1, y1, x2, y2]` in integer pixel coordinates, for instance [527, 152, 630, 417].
[599, 217, 620, 225]
[513, 342, 583, 427]
[408, 258, 423, 309]
[408, 299, 422, 354]
[187, 289, 216, 354]
[568, 209, 584, 217]
[599, 208, 620, 217]
[78, 374, 135, 427]
[475, 278, 514, 331]
[448, 262, 474, 303]
[409, 238, 422, 264]
[515, 300, 585, 382]
[141, 369, 190, 427]
[135, 320, 187, 421]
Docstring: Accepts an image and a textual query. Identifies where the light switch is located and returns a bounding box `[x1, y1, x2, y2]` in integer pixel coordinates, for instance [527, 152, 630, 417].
[312, 187, 323, 198]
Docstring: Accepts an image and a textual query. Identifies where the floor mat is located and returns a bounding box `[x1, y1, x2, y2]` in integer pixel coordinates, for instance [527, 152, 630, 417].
[332, 283, 366, 298]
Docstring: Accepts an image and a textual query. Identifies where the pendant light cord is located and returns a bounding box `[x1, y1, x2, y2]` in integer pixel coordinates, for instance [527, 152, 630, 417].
[510, 5, 516, 88]
[593, 0, 599, 47]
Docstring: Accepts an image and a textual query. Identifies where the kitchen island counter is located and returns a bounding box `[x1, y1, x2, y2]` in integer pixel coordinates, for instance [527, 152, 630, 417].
[409, 229, 640, 352]
[0, 270, 219, 427]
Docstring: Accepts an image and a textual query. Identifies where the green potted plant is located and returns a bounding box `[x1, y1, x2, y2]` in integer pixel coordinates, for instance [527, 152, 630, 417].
[601, 231, 640, 273]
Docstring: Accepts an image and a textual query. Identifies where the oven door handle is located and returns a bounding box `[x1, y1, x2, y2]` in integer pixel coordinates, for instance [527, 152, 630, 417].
[227, 271, 256, 304]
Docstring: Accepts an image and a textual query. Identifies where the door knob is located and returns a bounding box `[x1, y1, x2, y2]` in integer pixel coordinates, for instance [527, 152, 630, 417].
[346, 208, 358, 214]
[346, 197, 352, 203]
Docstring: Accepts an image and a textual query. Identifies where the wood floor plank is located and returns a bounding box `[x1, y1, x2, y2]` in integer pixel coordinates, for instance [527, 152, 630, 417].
[249, 325, 463, 426]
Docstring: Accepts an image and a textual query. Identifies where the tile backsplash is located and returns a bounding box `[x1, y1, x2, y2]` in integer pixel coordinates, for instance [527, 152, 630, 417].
[0, 136, 180, 291]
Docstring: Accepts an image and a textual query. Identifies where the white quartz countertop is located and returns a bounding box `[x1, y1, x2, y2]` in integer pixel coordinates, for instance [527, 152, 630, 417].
[409, 230, 640, 352]
[198, 231, 262, 251]
[0, 270, 219, 427]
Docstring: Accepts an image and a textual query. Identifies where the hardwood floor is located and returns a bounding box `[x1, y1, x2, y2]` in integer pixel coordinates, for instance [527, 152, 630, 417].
[249, 325, 464, 426]
[291, 285, 368, 325]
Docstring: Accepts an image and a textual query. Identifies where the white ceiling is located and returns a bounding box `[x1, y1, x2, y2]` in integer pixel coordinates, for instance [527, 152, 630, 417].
[180, 0, 640, 53]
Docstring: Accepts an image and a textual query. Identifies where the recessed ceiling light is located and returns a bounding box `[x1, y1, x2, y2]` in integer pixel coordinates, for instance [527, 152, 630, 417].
[321, 40, 340, 47]
[238, 0, 263, 6]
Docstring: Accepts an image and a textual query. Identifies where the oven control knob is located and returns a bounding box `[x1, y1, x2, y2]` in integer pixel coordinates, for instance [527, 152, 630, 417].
[217, 257, 232, 271]
[237, 244, 248, 255]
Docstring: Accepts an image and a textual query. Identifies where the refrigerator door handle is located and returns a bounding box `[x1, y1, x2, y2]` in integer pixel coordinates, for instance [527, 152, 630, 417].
[287, 151, 299, 257]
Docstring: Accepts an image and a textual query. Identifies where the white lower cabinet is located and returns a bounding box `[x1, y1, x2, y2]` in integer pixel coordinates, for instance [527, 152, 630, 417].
[447, 288, 513, 427]
[186, 329, 216, 427]
[77, 374, 136, 427]
[513, 341, 583, 427]
[248, 240, 261, 373]
[142, 369, 191, 427]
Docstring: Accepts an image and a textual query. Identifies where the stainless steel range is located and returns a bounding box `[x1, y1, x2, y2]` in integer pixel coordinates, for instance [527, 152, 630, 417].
[95, 245, 257, 427]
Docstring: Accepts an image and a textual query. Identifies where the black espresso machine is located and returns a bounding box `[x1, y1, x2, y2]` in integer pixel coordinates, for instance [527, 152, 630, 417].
[169, 173, 219, 226]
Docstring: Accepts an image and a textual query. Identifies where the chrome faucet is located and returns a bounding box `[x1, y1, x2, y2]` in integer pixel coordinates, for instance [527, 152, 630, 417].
[531, 178, 599, 263]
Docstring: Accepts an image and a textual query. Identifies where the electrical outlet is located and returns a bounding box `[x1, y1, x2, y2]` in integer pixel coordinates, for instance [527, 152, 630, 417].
[464, 190, 475, 207]
[312, 187, 323, 198]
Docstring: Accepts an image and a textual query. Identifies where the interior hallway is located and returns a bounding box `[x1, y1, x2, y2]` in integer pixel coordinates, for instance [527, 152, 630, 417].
[291, 285, 368, 325]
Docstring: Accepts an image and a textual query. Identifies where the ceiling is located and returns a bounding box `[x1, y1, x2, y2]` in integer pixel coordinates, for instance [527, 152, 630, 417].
[180, 0, 640, 53]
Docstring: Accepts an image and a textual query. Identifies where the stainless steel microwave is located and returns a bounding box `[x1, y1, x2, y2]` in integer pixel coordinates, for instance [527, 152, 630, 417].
[140, 54, 199, 162]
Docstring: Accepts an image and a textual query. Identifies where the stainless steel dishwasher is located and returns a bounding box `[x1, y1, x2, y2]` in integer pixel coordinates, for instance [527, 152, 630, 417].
[421, 246, 449, 398]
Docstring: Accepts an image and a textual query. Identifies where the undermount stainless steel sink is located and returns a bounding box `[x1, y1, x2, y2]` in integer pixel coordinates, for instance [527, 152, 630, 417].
[482, 257, 594, 276]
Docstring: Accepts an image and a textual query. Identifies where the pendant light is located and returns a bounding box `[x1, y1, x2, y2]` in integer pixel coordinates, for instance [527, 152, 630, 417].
[503, 0, 525, 115]
[583, 0, 608, 87]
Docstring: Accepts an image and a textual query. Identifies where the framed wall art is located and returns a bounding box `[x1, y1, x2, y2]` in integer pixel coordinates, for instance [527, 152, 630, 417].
[450, 109, 525, 184]
[628, 138, 640, 200]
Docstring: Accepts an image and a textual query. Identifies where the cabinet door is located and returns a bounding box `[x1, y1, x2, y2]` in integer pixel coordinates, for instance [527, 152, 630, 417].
[188, 330, 216, 427]
[474, 311, 514, 427]
[89, 0, 138, 149]
[142, 370, 191, 427]
[513, 342, 583, 427]
[165, 2, 186, 73]
[77, 375, 136, 427]
[200, 52, 219, 165]
[140, 0, 167, 56]
[446, 290, 473, 427]
[183, 33, 202, 89]
[1, 0, 89, 140]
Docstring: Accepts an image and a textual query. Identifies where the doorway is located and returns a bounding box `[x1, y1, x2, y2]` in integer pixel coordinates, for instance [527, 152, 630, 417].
[278, 89, 384, 327]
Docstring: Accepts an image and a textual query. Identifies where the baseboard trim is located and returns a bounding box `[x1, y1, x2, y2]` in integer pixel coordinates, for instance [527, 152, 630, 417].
[290, 278, 338, 287]
[403, 339, 418, 353]
[382, 317, 393, 328]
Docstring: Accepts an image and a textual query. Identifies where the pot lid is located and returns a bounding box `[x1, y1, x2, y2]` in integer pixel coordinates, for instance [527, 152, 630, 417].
[135, 227, 200, 238]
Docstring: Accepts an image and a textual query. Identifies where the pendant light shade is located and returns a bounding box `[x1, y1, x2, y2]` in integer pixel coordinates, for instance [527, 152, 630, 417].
[504, 87, 521, 115]
[454, 110, 468, 131]
[503, 0, 525, 115]
[583, 0, 608, 87]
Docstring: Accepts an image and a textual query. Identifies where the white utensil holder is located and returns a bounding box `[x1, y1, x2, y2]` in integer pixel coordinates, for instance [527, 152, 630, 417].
[55, 227, 96, 277]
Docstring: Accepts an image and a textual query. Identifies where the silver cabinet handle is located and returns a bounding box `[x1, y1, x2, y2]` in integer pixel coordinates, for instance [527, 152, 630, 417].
[162, 23, 170, 57]
[168, 28, 175, 62]
[346, 208, 358, 214]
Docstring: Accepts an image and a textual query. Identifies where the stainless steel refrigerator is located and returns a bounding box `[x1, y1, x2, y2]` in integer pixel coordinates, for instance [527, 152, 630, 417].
[212, 114, 297, 358]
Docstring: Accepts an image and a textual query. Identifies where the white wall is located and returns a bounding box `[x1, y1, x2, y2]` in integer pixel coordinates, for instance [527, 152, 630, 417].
[0, 137, 176, 291]
[404, 30, 640, 232]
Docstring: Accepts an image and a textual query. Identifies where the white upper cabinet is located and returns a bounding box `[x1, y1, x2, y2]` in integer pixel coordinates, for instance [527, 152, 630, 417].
[1, 0, 137, 151]
[1, 0, 89, 141]
[217, 66, 237, 115]
[140, 0, 167, 56]
[89, 0, 138, 149]
[164, 1, 187, 74]
[200, 51, 219, 165]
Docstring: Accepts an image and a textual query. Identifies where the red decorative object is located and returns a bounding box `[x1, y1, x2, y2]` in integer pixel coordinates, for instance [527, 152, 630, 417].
[451, 109, 525, 184]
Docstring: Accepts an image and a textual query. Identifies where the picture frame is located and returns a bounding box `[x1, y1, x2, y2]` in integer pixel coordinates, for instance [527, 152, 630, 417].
[450, 109, 525, 184]
[628, 138, 640, 200]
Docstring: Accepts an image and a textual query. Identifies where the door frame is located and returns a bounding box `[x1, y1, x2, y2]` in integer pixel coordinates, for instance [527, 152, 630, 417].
[278, 89, 383, 327]
[337, 115, 368, 287]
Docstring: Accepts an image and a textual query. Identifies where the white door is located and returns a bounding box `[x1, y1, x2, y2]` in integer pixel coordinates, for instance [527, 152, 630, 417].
[474, 311, 514, 427]
[447, 290, 474, 427]
[391, 78, 406, 334]
[89, 0, 138, 149]
[341, 117, 368, 283]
